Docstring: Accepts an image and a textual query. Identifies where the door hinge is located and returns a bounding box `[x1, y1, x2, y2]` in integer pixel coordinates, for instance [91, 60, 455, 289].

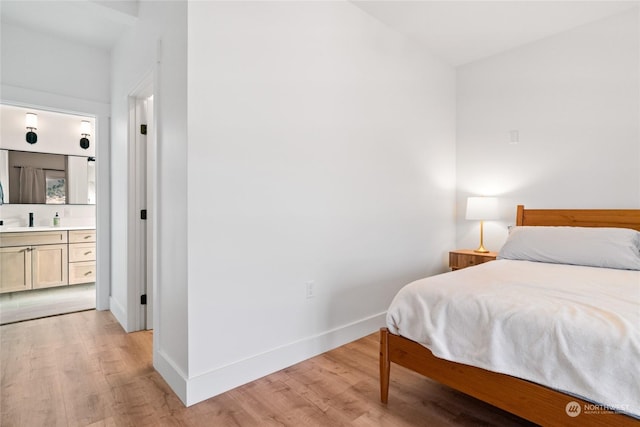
[140, 294, 147, 305]
[141, 209, 147, 220]
[140, 124, 147, 135]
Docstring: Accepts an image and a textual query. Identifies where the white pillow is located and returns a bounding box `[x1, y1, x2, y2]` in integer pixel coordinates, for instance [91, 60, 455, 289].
[497, 226, 640, 270]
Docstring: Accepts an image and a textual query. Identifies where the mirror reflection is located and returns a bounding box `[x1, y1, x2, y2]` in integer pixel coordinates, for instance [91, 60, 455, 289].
[0, 149, 95, 205]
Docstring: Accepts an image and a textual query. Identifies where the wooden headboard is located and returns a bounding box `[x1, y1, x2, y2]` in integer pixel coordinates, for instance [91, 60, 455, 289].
[516, 205, 640, 231]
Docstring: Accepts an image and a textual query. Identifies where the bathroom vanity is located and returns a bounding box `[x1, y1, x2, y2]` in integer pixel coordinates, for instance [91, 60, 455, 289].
[0, 227, 96, 293]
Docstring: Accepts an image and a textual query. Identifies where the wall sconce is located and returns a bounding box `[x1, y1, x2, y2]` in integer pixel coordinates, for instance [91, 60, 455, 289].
[25, 113, 38, 144]
[466, 196, 499, 253]
[80, 120, 91, 149]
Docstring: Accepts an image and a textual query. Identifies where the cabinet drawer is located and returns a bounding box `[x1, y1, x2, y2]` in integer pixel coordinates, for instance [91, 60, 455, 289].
[0, 231, 68, 247]
[449, 253, 490, 269]
[69, 261, 96, 285]
[69, 230, 96, 243]
[69, 243, 96, 262]
[449, 250, 497, 270]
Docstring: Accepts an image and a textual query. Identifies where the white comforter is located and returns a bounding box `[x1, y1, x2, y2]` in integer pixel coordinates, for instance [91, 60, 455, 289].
[386, 259, 640, 417]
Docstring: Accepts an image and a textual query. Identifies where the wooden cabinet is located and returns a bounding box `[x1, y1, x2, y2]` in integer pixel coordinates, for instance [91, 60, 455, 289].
[69, 262, 96, 285]
[68, 230, 96, 285]
[0, 246, 32, 293]
[69, 242, 96, 262]
[69, 229, 96, 244]
[32, 244, 69, 289]
[0, 230, 67, 247]
[0, 231, 69, 292]
[449, 249, 497, 270]
[0, 228, 96, 293]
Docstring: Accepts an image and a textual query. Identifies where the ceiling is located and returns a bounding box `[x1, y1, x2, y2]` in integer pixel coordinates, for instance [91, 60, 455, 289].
[1, 0, 638, 65]
[0, 0, 139, 50]
[352, 1, 639, 66]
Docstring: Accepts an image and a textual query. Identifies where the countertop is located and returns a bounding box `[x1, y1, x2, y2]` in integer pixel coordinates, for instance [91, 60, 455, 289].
[0, 226, 95, 233]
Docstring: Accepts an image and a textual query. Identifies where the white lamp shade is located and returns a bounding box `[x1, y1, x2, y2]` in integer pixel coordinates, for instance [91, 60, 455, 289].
[25, 113, 38, 129]
[466, 197, 499, 220]
[80, 120, 91, 135]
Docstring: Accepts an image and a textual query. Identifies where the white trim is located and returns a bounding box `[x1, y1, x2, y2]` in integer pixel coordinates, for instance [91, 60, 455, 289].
[151, 44, 161, 354]
[0, 84, 110, 116]
[109, 296, 127, 330]
[96, 117, 110, 311]
[155, 348, 189, 405]
[145, 95, 156, 330]
[184, 312, 387, 406]
[126, 96, 140, 330]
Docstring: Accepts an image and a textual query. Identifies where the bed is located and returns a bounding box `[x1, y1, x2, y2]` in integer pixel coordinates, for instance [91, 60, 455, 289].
[380, 205, 640, 426]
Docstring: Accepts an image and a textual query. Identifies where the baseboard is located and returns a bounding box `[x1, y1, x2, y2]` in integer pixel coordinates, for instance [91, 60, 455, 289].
[108, 296, 127, 330]
[184, 311, 387, 406]
[155, 348, 188, 405]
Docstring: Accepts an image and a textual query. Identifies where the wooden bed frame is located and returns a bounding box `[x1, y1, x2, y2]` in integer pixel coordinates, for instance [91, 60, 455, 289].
[380, 205, 640, 426]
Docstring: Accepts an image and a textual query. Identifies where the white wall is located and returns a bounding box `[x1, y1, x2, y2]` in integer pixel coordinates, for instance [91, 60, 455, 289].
[0, 204, 95, 228]
[0, 23, 110, 103]
[186, 1, 456, 405]
[1, 104, 96, 157]
[456, 9, 640, 251]
[110, 0, 188, 399]
[0, 23, 111, 310]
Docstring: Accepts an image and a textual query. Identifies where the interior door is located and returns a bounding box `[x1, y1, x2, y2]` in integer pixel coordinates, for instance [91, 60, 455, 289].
[135, 97, 149, 329]
[134, 94, 155, 330]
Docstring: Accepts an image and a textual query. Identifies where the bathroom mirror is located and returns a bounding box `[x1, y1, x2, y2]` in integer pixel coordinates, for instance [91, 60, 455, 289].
[0, 149, 96, 205]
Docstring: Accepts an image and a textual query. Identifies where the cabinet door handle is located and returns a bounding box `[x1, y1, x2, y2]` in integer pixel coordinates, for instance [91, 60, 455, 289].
[84, 235, 91, 239]
[84, 271, 93, 276]
[84, 251, 93, 255]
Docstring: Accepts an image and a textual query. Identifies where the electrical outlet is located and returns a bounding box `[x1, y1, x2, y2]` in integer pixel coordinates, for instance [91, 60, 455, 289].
[509, 129, 519, 144]
[306, 281, 315, 299]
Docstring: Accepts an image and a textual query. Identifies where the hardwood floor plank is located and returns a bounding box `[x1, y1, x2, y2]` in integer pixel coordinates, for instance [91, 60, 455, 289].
[185, 392, 256, 427]
[1, 310, 536, 426]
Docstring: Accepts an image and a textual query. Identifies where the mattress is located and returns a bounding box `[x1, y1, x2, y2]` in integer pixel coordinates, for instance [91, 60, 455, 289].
[386, 259, 640, 417]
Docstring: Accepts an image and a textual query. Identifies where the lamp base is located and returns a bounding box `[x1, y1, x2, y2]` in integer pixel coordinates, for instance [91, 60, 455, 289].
[474, 220, 490, 253]
[474, 245, 490, 254]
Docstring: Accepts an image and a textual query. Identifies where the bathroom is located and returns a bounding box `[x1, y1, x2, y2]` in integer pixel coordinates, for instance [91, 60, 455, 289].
[0, 104, 97, 324]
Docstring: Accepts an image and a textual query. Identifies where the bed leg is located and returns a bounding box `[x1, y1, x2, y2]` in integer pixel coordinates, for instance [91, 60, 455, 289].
[380, 327, 390, 404]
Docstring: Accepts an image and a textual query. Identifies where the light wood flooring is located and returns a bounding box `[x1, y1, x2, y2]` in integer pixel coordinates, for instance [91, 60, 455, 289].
[1, 310, 535, 426]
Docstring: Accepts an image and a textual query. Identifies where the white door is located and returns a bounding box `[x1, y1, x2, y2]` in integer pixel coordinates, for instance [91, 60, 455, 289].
[131, 93, 155, 330]
[144, 95, 155, 330]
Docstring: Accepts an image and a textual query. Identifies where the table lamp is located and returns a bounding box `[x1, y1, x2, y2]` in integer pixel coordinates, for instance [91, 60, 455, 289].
[466, 196, 499, 253]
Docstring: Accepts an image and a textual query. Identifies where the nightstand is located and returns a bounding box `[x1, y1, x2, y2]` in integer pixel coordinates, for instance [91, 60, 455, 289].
[449, 249, 498, 270]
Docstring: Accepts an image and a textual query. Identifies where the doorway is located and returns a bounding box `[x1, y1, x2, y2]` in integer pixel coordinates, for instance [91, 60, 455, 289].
[0, 105, 100, 325]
